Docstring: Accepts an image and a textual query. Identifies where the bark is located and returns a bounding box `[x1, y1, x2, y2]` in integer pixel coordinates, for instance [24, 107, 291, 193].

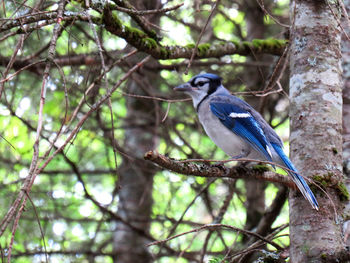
[289, 0, 345, 262]
[113, 72, 158, 263]
[342, 1, 350, 174]
[113, 1, 160, 262]
[342, 0, 350, 248]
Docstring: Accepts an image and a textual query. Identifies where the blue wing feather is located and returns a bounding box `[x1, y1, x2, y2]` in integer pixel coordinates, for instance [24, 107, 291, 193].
[210, 102, 273, 162]
[271, 143, 319, 210]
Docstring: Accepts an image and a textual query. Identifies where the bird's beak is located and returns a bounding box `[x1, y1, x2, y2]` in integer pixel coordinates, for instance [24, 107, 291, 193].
[174, 83, 196, 92]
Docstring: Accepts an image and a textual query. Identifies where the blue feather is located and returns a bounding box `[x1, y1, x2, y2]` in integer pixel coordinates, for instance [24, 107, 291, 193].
[210, 102, 273, 162]
[195, 73, 221, 81]
[271, 143, 319, 210]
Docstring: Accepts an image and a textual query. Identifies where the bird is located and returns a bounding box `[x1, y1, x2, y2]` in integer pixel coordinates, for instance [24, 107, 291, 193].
[174, 73, 319, 210]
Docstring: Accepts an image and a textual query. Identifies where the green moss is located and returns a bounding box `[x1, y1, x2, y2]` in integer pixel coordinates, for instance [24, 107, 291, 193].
[313, 174, 349, 201]
[302, 244, 310, 254]
[313, 174, 332, 188]
[125, 26, 147, 39]
[231, 40, 240, 47]
[242, 41, 252, 48]
[312, 175, 323, 182]
[251, 39, 264, 48]
[250, 39, 287, 50]
[185, 43, 195, 49]
[143, 38, 157, 49]
[197, 43, 211, 56]
[183, 43, 211, 56]
[252, 164, 269, 172]
[337, 182, 349, 201]
[110, 11, 123, 28]
[159, 47, 170, 58]
[332, 148, 338, 154]
[148, 29, 158, 40]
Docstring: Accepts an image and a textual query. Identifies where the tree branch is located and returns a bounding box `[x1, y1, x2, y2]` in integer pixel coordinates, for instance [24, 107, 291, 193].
[103, 7, 287, 59]
[144, 151, 295, 188]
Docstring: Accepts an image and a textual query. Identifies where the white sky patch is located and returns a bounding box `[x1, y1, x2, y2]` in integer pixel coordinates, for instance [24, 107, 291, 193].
[92, 188, 112, 205]
[50, 3, 58, 11]
[48, 239, 61, 250]
[15, 97, 31, 117]
[0, 105, 10, 116]
[161, 18, 192, 44]
[174, 137, 184, 146]
[71, 42, 78, 49]
[106, 38, 127, 50]
[79, 203, 93, 217]
[229, 112, 251, 118]
[72, 225, 84, 237]
[47, 79, 57, 91]
[53, 189, 66, 199]
[168, 172, 181, 183]
[74, 182, 84, 195]
[19, 168, 28, 178]
[44, 122, 52, 131]
[53, 222, 67, 236]
[12, 126, 18, 136]
[228, 8, 238, 19]
[76, 75, 84, 85]
[54, 138, 65, 148]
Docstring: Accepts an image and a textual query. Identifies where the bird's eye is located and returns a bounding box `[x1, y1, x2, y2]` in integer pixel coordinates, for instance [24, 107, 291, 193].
[197, 81, 205, 87]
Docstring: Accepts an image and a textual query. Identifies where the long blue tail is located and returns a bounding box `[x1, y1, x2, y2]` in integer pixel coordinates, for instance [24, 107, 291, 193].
[271, 143, 319, 210]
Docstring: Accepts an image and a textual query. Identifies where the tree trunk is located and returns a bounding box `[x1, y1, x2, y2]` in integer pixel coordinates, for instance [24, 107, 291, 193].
[289, 0, 345, 262]
[342, 0, 350, 248]
[113, 72, 158, 263]
[342, 1, 350, 174]
[242, 0, 268, 239]
[113, 1, 160, 262]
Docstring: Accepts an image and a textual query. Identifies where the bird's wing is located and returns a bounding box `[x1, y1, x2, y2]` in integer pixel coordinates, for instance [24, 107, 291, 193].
[210, 100, 273, 162]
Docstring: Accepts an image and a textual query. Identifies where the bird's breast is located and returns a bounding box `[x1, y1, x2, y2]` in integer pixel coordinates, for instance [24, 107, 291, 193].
[197, 100, 252, 158]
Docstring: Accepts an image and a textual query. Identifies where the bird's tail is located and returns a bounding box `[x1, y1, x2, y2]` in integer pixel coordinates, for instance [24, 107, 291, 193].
[271, 143, 319, 210]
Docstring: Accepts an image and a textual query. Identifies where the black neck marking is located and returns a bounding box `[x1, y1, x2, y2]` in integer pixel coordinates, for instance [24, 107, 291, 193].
[196, 82, 219, 112]
[196, 94, 209, 112]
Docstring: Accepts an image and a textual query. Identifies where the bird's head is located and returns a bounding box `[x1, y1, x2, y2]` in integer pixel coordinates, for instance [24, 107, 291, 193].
[174, 73, 224, 108]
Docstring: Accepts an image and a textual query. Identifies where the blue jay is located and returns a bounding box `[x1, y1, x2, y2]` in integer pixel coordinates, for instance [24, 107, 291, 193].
[174, 73, 319, 210]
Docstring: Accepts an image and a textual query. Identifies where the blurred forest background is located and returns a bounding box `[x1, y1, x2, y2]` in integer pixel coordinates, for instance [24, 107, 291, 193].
[0, 0, 349, 262]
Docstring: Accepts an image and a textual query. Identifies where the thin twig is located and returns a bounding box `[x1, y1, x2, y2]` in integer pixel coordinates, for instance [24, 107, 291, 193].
[184, 0, 220, 74]
[147, 223, 283, 250]
[255, 0, 289, 28]
[326, 0, 350, 41]
[112, 3, 183, 16]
